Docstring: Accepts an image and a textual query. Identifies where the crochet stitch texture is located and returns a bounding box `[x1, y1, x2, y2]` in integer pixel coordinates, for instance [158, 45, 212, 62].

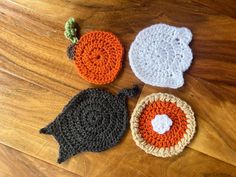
[68, 31, 124, 85]
[130, 93, 196, 157]
[40, 86, 139, 163]
[129, 24, 193, 88]
[151, 114, 173, 134]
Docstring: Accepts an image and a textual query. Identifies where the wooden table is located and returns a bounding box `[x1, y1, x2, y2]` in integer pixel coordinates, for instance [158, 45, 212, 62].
[1, 0, 236, 176]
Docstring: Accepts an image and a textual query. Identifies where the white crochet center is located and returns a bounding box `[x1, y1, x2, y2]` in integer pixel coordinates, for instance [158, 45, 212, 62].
[129, 24, 193, 88]
[151, 114, 173, 134]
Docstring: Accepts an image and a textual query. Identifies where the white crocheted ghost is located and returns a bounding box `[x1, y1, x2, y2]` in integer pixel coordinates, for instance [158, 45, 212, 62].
[129, 24, 193, 88]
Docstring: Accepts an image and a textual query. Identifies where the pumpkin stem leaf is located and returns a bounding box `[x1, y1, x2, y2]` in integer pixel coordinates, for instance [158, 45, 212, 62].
[64, 17, 79, 44]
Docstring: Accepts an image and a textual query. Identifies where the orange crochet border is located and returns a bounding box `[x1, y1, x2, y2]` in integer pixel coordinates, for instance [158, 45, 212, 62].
[139, 101, 188, 148]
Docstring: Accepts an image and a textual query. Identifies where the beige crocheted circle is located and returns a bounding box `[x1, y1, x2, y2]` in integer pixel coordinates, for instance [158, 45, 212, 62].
[130, 93, 196, 157]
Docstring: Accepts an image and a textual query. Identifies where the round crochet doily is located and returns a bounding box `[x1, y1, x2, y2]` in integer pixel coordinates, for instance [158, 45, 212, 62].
[69, 31, 124, 85]
[129, 24, 193, 89]
[130, 93, 196, 157]
[40, 86, 139, 163]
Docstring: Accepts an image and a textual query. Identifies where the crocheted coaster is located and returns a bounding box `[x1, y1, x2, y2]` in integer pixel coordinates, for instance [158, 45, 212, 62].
[65, 18, 124, 85]
[130, 93, 196, 157]
[129, 24, 193, 89]
[40, 86, 139, 163]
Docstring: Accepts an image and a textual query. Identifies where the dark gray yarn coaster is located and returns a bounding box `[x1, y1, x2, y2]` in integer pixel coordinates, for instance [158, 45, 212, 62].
[40, 86, 139, 163]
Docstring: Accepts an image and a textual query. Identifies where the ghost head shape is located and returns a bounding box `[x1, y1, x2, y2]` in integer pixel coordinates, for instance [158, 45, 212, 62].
[40, 86, 139, 163]
[129, 23, 193, 88]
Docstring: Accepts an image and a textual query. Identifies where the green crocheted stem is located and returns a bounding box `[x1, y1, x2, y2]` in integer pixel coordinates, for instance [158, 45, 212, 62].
[64, 17, 78, 44]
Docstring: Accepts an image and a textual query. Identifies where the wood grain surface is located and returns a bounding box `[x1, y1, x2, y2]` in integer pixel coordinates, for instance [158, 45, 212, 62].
[0, 0, 236, 177]
[0, 144, 80, 177]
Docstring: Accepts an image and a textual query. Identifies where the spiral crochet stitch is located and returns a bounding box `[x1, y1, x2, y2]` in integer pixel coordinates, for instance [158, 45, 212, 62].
[65, 17, 124, 85]
[129, 23, 193, 89]
[130, 93, 196, 157]
[40, 86, 139, 163]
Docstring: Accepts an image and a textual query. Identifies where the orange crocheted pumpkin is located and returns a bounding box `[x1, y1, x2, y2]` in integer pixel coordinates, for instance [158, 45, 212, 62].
[65, 18, 124, 85]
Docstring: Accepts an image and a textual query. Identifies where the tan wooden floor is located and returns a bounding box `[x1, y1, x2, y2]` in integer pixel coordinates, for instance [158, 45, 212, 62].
[1, 0, 236, 177]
